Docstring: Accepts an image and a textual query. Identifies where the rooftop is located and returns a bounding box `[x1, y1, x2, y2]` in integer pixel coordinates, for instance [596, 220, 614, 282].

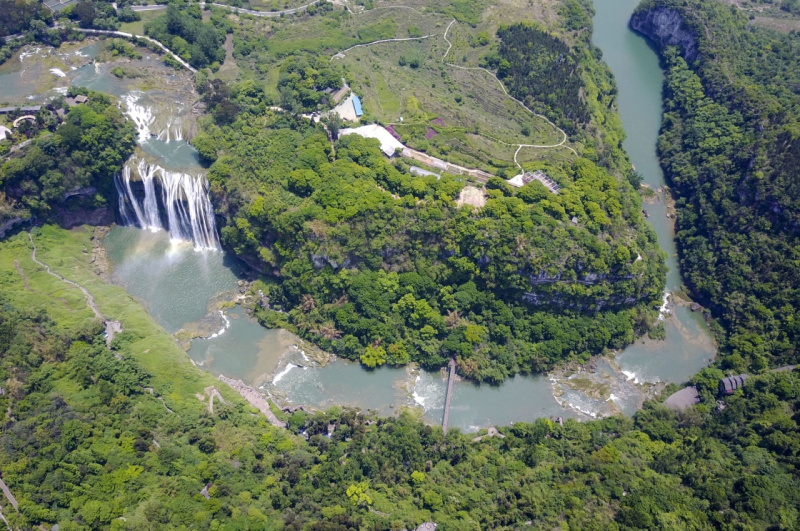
[664, 386, 700, 411]
[508, 170, 559, 193]
[352, 95, 363, 117]
[719, 374, 749, 394]
[339, 124, 404, 157]
[0, 106, 41, 114]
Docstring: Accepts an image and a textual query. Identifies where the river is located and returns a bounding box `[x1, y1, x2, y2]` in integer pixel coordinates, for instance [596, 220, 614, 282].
[1, 2, 714, 431]
[592, 0, 716, 383]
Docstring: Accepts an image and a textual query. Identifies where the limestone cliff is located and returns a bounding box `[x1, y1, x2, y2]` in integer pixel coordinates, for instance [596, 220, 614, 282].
[630, 7, 699, 63]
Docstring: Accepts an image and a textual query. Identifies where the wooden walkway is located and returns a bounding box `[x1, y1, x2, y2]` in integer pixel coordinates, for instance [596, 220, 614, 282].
[442, 359, 456, 432]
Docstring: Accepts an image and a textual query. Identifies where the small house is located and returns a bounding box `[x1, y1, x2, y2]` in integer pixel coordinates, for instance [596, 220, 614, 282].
[65, 95, 89, 107]
[507, 170, 559, 193]
[719, 374, 749, 395]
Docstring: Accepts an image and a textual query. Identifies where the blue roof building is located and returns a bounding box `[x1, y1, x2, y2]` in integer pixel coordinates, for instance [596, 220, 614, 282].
[352, 95, 363, 117]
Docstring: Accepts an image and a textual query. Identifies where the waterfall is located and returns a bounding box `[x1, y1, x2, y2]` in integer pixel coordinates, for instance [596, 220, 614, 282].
[114, 157, 220, 251]
[123, 92, 155, 143]
[122, 92, 183, 143]
[157, 120, 183, 142]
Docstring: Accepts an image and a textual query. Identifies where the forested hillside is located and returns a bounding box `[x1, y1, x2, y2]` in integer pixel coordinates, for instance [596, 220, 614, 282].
[632, 0, 800, 372]
[0, 0, 51, 38]
[2, 1, 800, 529]
[0, 230, 798, 529]
[198, 105, 664, 382]
[144, 5, 227, 69]
[490, 22, 590, 136]
[187, 0, 666, 382]
[0, 89, 136, 226]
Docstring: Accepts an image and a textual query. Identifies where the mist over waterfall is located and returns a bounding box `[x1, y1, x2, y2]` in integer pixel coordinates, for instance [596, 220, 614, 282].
[115, 157, 220, 251]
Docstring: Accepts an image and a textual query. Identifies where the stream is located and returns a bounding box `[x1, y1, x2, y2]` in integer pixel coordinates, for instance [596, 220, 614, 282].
[0, 1, 715, 432]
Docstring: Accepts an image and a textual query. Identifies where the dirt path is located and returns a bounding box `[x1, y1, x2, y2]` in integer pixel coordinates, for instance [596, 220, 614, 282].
[329, 13, 578, 168]
[441, 19, 578, 163]
[29, 232, 103, 321]
[13, 259, 29, 290]
[198, 386, 227, 414]
[331, 33, 441, 60]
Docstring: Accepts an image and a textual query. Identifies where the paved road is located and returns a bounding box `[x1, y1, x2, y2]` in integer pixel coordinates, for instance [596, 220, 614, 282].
[131, 0, 323, 17]
[0, 475, 18, 511]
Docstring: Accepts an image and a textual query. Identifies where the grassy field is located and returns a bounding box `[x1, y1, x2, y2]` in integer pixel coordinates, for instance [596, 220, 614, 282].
[718, 0, 800, 33]
[753, 15, 800, 32]
[0, 225, 248, 413]
[335, 3, 570, 172]
[219, 0, 579, 172]
[119, 9, 163, 36]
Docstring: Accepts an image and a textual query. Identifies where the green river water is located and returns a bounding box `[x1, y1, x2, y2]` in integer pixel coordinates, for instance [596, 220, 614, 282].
[1, 1, 715, 431]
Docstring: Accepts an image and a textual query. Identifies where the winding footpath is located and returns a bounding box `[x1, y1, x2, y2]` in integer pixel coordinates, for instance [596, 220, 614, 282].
[441, 20, 578, 163]
[332, 33, 441, 60]
[93, 1, 326, 74]
[329, 14, 577, 168]
[29, 232, 104, 320]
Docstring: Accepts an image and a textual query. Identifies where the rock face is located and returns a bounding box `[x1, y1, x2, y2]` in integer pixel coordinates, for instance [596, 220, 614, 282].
[630, 7, 699, 63]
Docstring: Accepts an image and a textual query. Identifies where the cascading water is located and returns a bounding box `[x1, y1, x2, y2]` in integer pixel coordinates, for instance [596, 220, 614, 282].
[157, 118, 183, 142]
[123, 92, 155, 143]
[122, 92, 184, 143]
[115, 156, 220, 251]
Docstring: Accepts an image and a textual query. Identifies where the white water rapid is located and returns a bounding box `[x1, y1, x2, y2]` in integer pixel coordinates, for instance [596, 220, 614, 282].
[115, 157, 220, 251]
[123, 92, 184, 143]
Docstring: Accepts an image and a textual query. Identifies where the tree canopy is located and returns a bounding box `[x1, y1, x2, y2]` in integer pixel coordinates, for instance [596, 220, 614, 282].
[634, 0, 800, 373]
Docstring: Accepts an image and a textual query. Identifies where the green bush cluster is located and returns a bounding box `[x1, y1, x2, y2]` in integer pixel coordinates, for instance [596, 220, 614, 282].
[0, 89, 136, 220]
[144, 4, 226, 69]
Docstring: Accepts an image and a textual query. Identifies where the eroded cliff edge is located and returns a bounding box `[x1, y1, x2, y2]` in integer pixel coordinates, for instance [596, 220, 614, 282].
[630, 6, 699, 62]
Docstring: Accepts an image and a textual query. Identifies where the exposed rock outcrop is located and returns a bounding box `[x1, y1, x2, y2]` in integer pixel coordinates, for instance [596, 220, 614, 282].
[630, 7, 699, 63]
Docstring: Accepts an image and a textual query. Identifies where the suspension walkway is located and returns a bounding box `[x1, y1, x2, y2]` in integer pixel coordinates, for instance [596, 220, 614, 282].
[442, 359, 456, 432]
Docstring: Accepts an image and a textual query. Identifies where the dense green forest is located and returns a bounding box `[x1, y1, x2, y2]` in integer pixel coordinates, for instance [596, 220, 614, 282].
[488, 22, 590, 136]
[63, 0, 141, 31]
[0, 89, 136, 225]
[0, 240, 798, 529]
[276, 55, 345, 113]
[2, 1, 800, 529]
[144, 4, 227, 69]
[632, 0, 800, 373]
[197, 104, 664, 381]
[0, 0, 52, 38]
